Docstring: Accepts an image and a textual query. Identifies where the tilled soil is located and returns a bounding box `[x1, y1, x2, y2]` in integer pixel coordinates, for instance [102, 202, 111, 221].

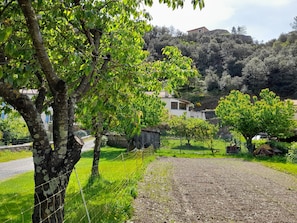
[130, 157, 297, 223]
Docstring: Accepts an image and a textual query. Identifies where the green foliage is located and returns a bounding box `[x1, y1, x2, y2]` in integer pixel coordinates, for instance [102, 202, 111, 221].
[77, 45, 197, 141]
[0, 111, 30, 144]
[291, 16, 297, 31]
[148, 0, 205, 10]
[168, 113, 218, 146]
[216, 89, 296, 152]
[144, 26, 297, 101]
[252, 139, 268, 148]
[1, 0, 203, 221]
[287, 142, 297, 163]
[255, 89, 296, 138]
[242, 57, 269, 94]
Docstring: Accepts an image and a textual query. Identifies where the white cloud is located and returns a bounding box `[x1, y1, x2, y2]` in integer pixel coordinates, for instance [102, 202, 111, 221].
[146, 1, 235, 32]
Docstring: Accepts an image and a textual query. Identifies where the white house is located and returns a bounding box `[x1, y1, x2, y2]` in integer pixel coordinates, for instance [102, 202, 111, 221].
[158, 91, 206, 119]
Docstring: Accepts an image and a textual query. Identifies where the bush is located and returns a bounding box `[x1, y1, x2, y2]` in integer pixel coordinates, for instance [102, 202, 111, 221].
[268, 140, 289, 154]
[287, 142, 297, 163]
[0, 112, 30, 145]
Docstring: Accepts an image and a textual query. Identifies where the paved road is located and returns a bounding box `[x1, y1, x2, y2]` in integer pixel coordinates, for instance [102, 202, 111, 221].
[0, 139, 94, 181]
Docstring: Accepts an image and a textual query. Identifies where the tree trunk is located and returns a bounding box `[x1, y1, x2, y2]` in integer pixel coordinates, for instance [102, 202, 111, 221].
[245, 136, 254, 153]
[32, 135, 83, 223]
[91, 133, 102, 177]
[127, 138, 135, 151]
[0, 83, 84, 222]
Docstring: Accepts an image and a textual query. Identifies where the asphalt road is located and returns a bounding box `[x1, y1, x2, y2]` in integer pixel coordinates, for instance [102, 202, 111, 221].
[0, 139, 94, 181]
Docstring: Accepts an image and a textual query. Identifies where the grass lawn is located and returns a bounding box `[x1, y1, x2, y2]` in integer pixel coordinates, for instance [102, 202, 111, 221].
[0, 149, 32, 162]
[157, 137, 230, 158]
[1, 136, 297, 222]
[158, 137, 297, 176]
[0, 146, 155, 223]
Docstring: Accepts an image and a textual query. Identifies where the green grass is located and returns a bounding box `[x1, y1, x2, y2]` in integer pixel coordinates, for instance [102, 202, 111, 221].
[157, 137, 229, 158]
[0, 146, 155, 223]
[0, 171, 34, 222]
[0, 149, 32, 162]
[2, 136, 297, 222]
[158, 137, 297, 176]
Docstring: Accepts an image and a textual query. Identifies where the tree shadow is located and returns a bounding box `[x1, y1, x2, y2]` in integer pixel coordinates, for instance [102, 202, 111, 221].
[170, 144, 210, 152]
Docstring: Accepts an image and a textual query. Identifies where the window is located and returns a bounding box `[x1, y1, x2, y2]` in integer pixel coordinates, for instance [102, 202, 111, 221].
[171, 102, 178, 109]
[179, 103, 187, 110]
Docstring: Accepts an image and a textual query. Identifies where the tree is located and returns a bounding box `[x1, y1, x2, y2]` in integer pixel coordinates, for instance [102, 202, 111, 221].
[0, 0, 205, 222]
[215, 89, 295, 153]
[254, 89, 296, 139]
[231, 26, 237, 35]
[291, 16, 297, 30]
[169, 113, 217, 146]
[231, 26, 247, 35]
[242, 57, 269, 94]
[236, 26, 247, 35]
[78, 45, 198, 176]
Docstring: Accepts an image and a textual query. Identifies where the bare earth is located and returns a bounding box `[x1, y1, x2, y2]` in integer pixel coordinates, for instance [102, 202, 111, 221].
[130, 157, 297, 223]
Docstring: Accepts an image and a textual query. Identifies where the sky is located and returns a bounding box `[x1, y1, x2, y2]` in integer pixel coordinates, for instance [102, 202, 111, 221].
[144, 0, 297, 43]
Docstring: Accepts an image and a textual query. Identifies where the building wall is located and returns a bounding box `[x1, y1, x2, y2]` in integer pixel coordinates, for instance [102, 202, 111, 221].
[187, 26, 209, 35]
[160, 97, 206, 119]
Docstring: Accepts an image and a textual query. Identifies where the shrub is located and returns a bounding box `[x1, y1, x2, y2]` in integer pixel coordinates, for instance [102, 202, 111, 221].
[0, 112, 30, 145]
[287, 142, 297, 163]
[268, 140, 289, 154]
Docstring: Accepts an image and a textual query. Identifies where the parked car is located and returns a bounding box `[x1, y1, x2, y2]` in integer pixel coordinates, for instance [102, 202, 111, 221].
[252, 132, 269, 140]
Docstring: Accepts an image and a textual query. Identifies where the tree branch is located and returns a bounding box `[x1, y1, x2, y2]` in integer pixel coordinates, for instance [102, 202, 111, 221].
[17, 0, 60, 94]
[0, 80, 51, 152]
[75, 54, 110, 101]
[0, 0, 15, 17]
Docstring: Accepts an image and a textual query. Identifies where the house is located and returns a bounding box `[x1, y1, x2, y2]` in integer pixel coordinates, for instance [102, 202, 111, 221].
[187, 26, 209, 35]
[158, 91, 206, 119]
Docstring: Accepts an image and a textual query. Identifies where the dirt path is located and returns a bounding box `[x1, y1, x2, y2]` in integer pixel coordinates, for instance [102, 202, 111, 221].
[130, 157, 297, 223]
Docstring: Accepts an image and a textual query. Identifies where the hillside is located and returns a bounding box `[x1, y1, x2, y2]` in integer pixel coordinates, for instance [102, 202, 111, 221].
[144, 27, 297, 109]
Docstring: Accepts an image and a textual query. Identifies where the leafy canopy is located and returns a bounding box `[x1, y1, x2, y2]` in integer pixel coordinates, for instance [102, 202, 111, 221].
[169, 113, 217, 145]
[215, 89, 296, 140]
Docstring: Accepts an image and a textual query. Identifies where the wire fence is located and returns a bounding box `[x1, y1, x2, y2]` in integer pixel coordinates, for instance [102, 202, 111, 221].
[1, 147, 155, 223]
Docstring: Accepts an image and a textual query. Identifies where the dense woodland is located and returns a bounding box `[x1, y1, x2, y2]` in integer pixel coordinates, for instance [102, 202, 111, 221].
[144, 26, 297, 109]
